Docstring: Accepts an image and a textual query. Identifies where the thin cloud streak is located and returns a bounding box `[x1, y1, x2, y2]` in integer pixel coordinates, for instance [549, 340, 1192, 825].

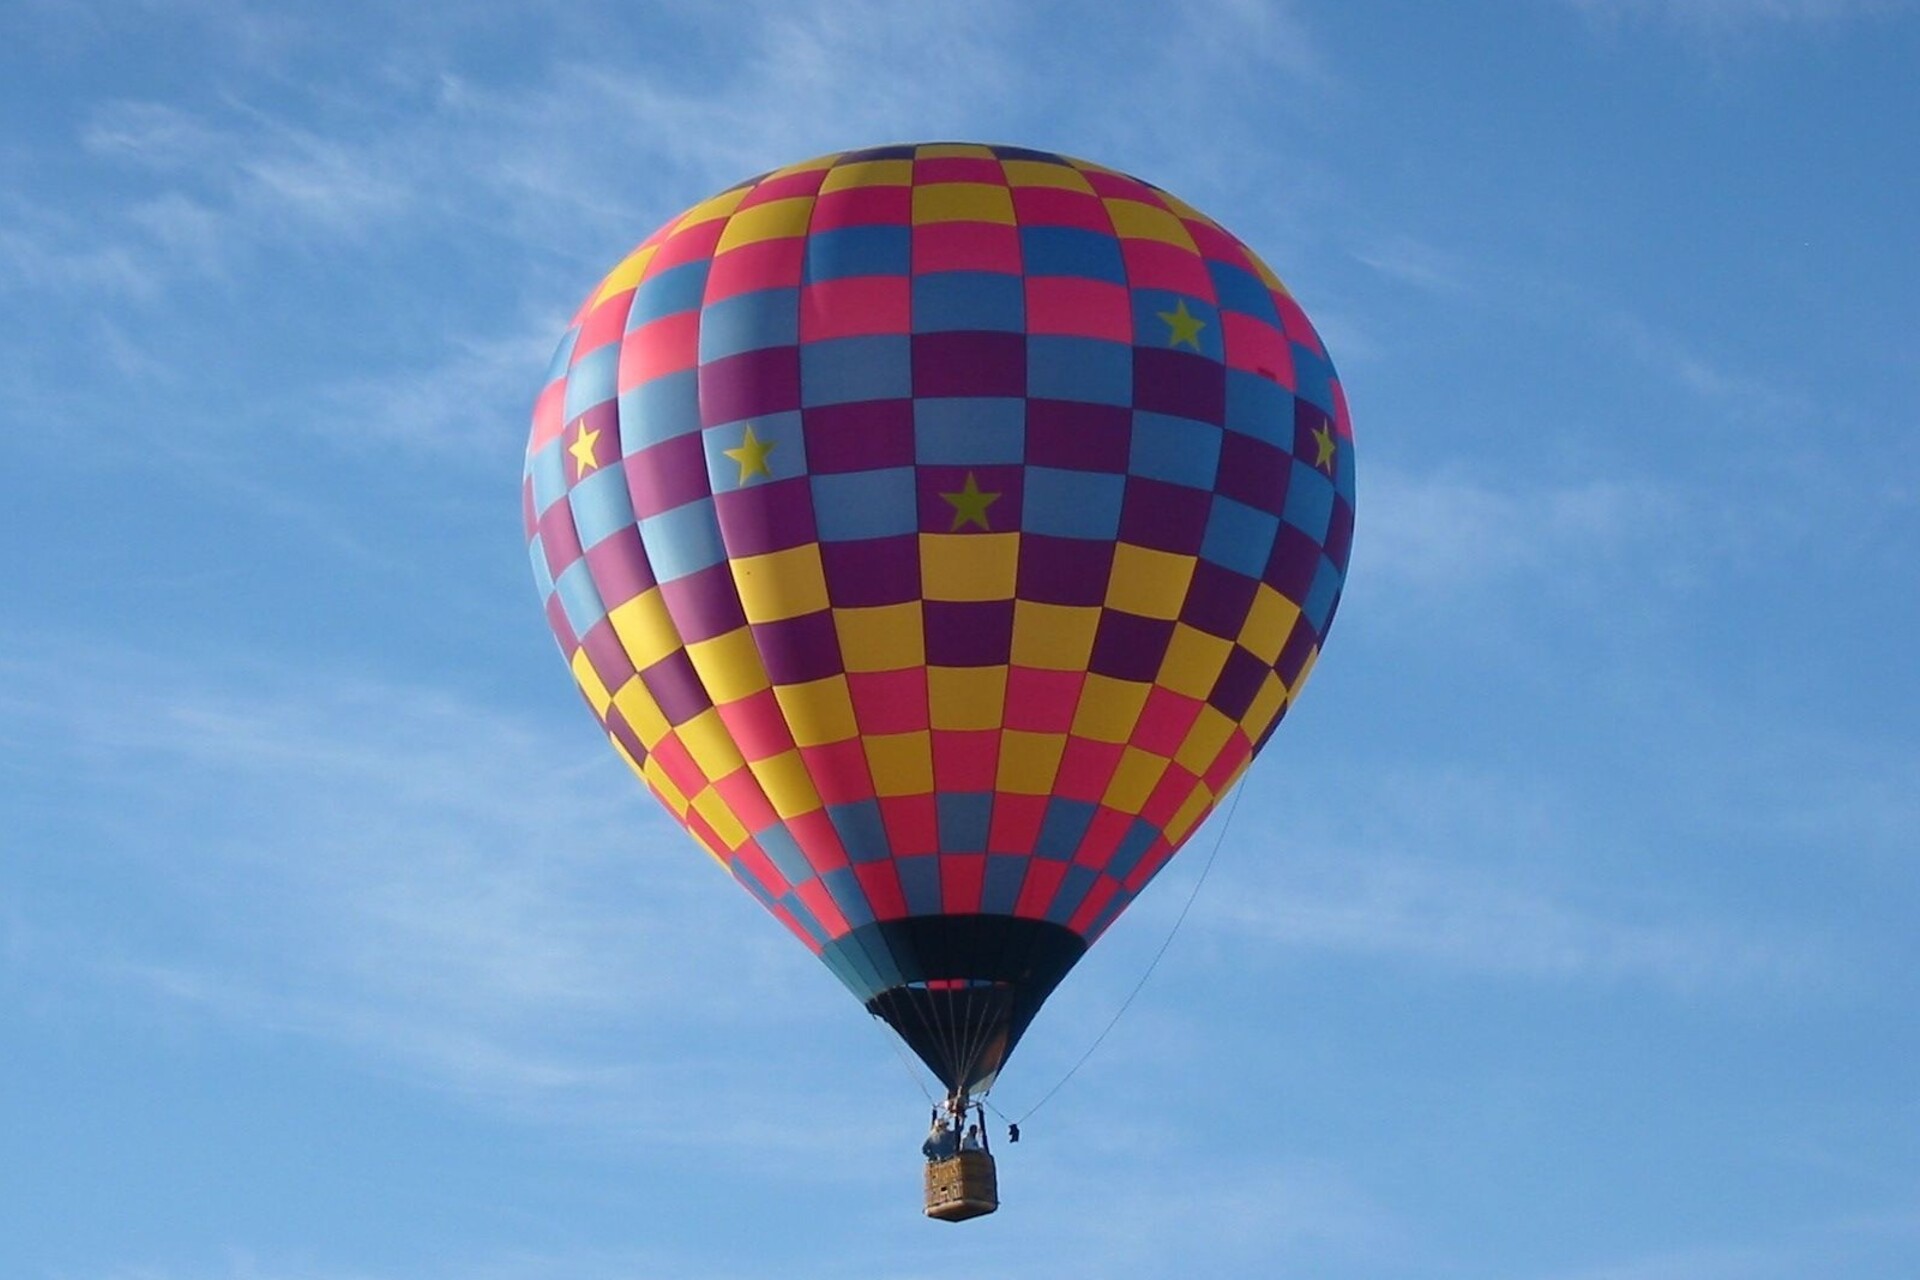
[6, 640, 860, 1138]
[1200, 757, 1831, 996]
[1216, 842, 1813, 991]
[1354, 235, 1469, 293]
[1542, 1197, 1920, 1280]
[1569, 0, 1906, 30]
[1353, 464, 1683, 595]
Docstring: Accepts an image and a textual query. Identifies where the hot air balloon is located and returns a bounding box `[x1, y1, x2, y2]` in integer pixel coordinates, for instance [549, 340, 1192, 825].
[523, 143, 1354, 1218]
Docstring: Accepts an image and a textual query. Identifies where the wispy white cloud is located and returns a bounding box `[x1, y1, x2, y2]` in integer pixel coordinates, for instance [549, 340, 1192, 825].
[1564, 0, 1913, 66]
[1353, 234, 1470, 293]
[4, 0, 1352, 484]
[1353, 464, 1684, 597]
[1199, 0, 1328, 84]
[887, 1155, 1407, 1280]
[0, 198, 157, 297]
[2, 105, 407, 302]
[1215, 838, 1813, 991]
[1600, 308, 1812, 426]
[9, 0, 1347, 303]
[1541, 1197, 1920, 1279]
[76, 1252, 391, 1280]
[1193, 754, 1833, 996]
[1545, 1240, 1791, 1280]
[1568, 0, 1906, 30]
[5, 639, 883, 1143]
[312, 317, 561, 455]
[82, 99, 228, 169]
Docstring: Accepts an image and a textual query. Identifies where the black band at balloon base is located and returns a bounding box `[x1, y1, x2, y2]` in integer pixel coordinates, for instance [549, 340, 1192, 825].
[817, 914, 1087, 1093]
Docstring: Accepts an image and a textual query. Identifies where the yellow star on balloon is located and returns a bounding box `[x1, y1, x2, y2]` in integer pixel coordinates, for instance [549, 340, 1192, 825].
[723, 423, 775, 485]
[941, 472, 1000, 531]
[1158, 298, 1206, 351]
[1312, 423, 1337, 472]
[568, 422, 602, 478]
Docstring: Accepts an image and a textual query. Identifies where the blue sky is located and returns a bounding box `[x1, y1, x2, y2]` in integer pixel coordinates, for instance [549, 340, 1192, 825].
[5, 1, 1918, 1276]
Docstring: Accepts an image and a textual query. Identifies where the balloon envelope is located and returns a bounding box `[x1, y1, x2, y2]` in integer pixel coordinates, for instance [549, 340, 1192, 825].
[524, 143, 1354, 1092]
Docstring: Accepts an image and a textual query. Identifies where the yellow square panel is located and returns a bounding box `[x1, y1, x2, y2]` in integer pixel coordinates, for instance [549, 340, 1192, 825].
[611, 678, 672, 750]
[835, 603, 925, 672]
[1163, 781, 1214, 846]
[1238, 584, 1302, 664]
[1242, 245, 1289, 294]
[678, 707, 746, 780]
[732, 544, 829, 623]
[607, 588, 682, 672]
[820, 158, 914, 191]
[1071, 673, 1150, 743]
[772, 675, 859, 747]
[674, 186, 751, 230]
[1010, 601, 1099, 671]
[684, 627, 771, 705]
[997, 731, 1067, 795]
[1106, 545, 1196, 620]
[864, 730, 933, 797]
[1241, 672, 1287, 743]
[1001, 160, 1095, 192]
[590, 244, 658, 306]
[1156, 624, 1233, 700]
[690, 785, 749, 851]
[642, 754, 691, 817]
[1154, 190, 1222, 230]
[1173, 705, 1238, 777]
[1104, 199, 1197, 250]
[921, 532, 1018, 601]
[912, 183, 1017, 226]
[1103, 746, 1171, 814]
[928, 666, 1007, 731]
[767, 151, 839, 179]
[916, 142, 998, 161]
[570, 648, 613, 715]
[715, 196, 816, 253]
[748, 749, 824, 820]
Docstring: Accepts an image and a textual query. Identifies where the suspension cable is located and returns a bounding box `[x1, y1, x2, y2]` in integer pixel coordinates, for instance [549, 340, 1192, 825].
[871, 1011, 937, 1105]
[1002, 781, 1247, 1127]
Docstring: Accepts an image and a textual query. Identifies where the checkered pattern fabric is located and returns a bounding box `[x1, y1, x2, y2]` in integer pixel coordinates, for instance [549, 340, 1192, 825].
[525, 143, 1355, 958]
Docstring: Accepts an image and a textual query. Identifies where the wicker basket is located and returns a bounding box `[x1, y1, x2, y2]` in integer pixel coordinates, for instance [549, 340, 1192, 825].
[924, 1150, 999, 1221]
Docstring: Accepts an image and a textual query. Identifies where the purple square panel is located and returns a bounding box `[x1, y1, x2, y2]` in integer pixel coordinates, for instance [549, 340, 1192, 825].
[714, 476, 818, 556]
[821, 536, 922, 607]
[1026, 400, 1131, 473]
[923, 599, 1015, 666]
[1016, 534, 1114, 606]
[754, 611, 845, 685]
[803, 400, 916, 473]
[1118, 476, 1210, 555]
[912, 332, 1026, 398]
[1179, 558, 1259, 639]
[1088, 610, 1175, 683]
[700, 347, 802, 425]
[659, 561, 748, 643]
[641, 647, 713, 725]
[1133, 347, 1225, 424]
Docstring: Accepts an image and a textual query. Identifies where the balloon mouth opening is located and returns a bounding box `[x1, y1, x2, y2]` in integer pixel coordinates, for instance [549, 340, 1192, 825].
[818, 914, 1087, 1093]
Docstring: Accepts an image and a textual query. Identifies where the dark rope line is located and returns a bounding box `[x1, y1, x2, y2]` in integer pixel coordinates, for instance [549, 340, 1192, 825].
[1006, 780, 1247, 1126]
[954, 979, 1000, 1092]
[873, 1009, 938, 1105]
[895, 976, 953, 1097]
